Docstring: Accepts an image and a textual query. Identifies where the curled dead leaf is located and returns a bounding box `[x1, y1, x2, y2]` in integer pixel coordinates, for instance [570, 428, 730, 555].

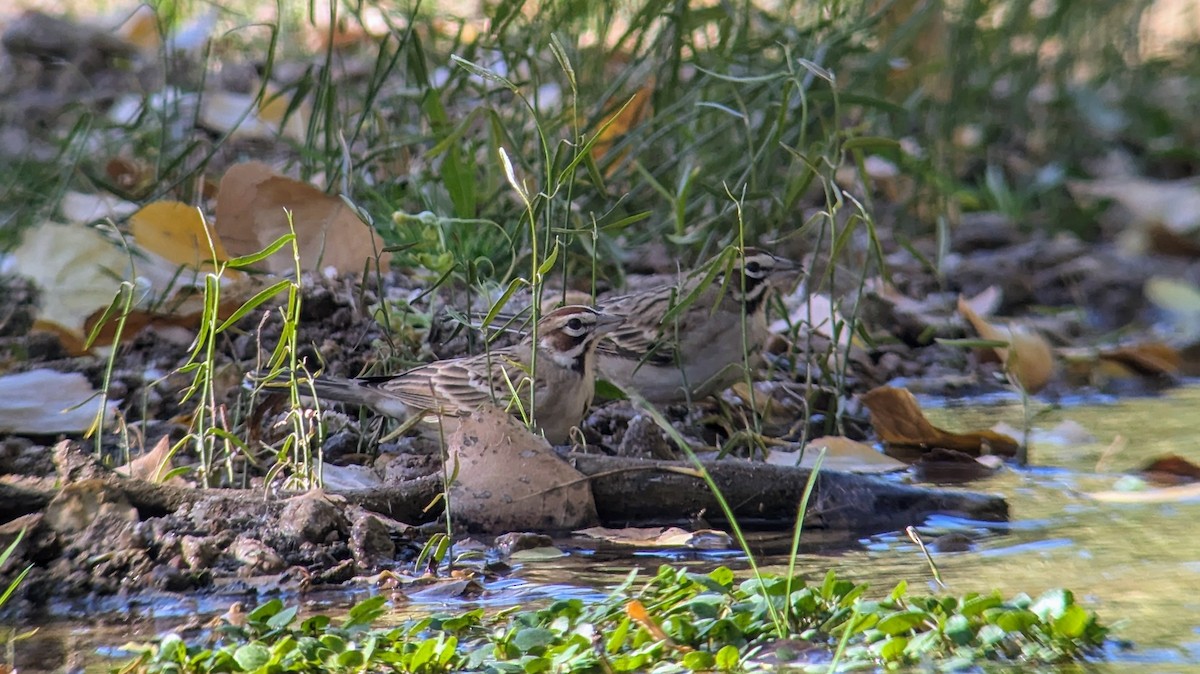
[860, 386, 1020, 458]
[957, 295, 1055, 393]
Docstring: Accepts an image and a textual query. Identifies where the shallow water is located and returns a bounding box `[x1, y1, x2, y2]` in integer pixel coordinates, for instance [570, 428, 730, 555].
[12, 386, 1200, 672]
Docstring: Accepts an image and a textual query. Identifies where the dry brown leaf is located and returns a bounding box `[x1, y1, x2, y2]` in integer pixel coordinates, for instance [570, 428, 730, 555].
[1139, 454, 1200, 486]
[727, 381, 807, 435]
[106, 157, 154, 196]
[765, 436, 907, 474]
[912, 447, 1001, 483]
[860, 386, 1020, 458]
[1098, 342, 1181, 377]
[957, 295, 1055, 393]
[215, 161, 389, 275]
[81, 294, 249, 349]
[1060, 341, 1182, 388]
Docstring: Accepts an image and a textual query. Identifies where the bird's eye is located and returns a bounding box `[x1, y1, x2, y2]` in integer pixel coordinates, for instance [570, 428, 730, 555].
[745, 260, 762, 274]
[567, 317, 584, 330]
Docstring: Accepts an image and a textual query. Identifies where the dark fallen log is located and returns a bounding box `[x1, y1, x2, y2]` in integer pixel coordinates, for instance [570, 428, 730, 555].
[567, 454, 1008, 532]
[46, 440, 443, 525]
[43, 441, 1005, 535]
[0, 482, 52, 521]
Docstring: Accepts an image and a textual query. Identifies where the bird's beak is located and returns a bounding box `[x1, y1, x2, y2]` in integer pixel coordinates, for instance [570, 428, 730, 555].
[594, 311, 625, 334]
[771, 253, 803, 273]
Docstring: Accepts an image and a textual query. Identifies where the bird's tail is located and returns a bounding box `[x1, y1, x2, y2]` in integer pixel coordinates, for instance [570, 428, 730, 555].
[248, 370, 412, 419]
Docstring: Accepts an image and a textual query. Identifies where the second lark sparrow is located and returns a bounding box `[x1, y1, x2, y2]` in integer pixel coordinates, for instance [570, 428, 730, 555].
[298, 306, 622, 444]
[593, 247, 799, 403]
[479, 248, 800, 404]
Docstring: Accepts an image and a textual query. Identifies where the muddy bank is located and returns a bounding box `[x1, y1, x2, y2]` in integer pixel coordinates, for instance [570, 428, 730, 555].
[0, 440, 1005, 617]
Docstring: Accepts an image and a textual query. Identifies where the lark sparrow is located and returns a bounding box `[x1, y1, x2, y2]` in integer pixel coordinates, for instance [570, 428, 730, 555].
[298, 306, 622, 444]
[593, 247, 798, 403]
[478, 248, 799, 404]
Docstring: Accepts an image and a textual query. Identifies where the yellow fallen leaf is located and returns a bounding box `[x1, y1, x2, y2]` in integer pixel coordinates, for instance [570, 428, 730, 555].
[957, 295, 1055, 393]
[115, 4, 160, 52]
[587, 79, 654, 174]
[214, 161, 390, 275]
[129, 201, 230, 270]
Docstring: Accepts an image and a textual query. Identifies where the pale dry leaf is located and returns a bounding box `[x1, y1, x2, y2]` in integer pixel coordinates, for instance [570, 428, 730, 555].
[14, 217, 258, 350]
[957, 295, 1055, 393]
[448, 407, 597, 532]
[773, 289, 854, 350]
[320, 462, 383, 491]
[1088, 482, 1200, 504]
[60, 191, 138, 223]
[0, 369, 117, 434]
[1068, 177, 1200, 236]
[766, 436, 907, 474]
[199, 90, 307, 141]
[574, 526, 669, 546]
[12, 222, 131, 349]
[215, 161, 390, 275]
[115, 435, 187, 484]
[961, 285, 1003, 318]
[1145, 276, 1200, 343]
[573, 526, 733, 549]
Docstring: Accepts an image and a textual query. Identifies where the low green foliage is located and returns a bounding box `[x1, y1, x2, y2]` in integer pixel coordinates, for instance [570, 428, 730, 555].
[119, 566, 1107, 673]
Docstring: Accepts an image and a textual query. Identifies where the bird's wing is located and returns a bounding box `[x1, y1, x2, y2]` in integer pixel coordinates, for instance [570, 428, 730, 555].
[362, 350, 531, 415]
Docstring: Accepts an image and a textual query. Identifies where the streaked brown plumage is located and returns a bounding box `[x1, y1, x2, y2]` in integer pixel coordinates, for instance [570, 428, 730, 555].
[302, 306, 622, 444]
[593, 247, 799, 403]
